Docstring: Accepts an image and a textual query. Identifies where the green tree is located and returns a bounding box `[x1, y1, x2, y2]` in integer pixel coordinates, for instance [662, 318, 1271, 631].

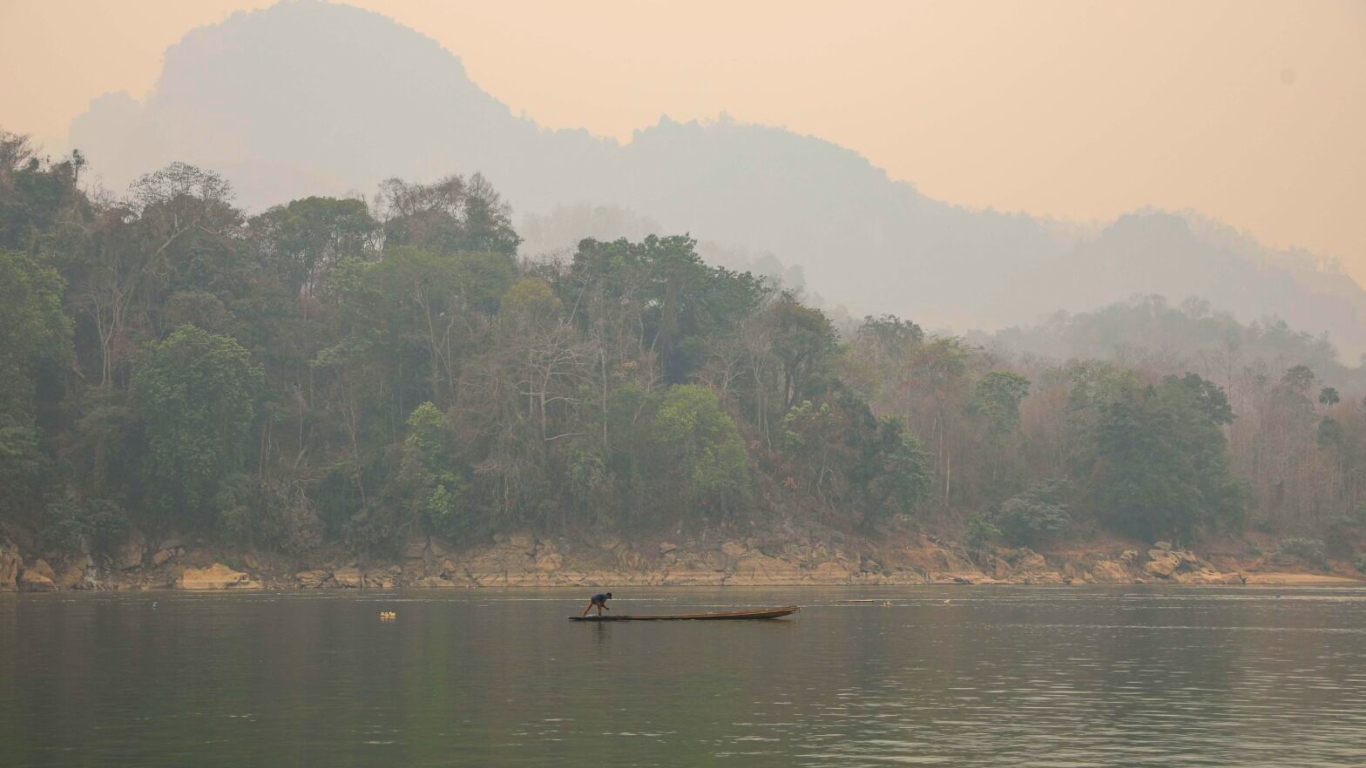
[250, 196, 377, 297]
[0, 248, 71, 519]
[1319, 387, 1340, 407]
[770, 296, 837, 409]
[0, 132, 86, 252]
[969, 371, 1031, 434]
[983, 478, 1072, 547]
[1087, 374, 1243, 541]
[133, 325, 261, 526]
[649, 385, 749, 518]
[398, 402, 469, 539]
[781, 399, 859, 510]
[1318, 416, 1344, 449]
[1281, 365, 1315, 393]
[862, 418, 933, 521]
[360, 246, 516, 408]
[566, 234, 766, 384]
[378, 174, 520, 256]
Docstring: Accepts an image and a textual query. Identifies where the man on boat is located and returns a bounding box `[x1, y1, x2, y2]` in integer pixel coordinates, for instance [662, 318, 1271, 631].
[582, 592, 612, 617]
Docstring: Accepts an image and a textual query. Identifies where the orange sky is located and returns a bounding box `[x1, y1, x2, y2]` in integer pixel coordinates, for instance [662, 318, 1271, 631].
[1, 0, 1363, 279]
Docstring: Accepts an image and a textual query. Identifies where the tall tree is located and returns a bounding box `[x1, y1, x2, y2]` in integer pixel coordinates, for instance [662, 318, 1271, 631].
[648, 385, 749, 520]
[1086, 374, 1243, 541]
[0, 249, 71, 519]
[133, 325, 262, 527]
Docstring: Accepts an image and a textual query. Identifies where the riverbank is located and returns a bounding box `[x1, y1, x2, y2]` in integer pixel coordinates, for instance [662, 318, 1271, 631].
[2, 525, 1361, 592]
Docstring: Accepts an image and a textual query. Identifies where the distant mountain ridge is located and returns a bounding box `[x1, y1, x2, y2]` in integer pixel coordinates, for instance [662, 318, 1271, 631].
[66, 0, 1366, 358]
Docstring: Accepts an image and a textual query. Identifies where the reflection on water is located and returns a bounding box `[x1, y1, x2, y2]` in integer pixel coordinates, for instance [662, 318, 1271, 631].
[2, 587, 1364, 767]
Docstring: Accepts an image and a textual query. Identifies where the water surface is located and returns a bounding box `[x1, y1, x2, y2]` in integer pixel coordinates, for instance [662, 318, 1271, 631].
[2, 586, 1363, 766]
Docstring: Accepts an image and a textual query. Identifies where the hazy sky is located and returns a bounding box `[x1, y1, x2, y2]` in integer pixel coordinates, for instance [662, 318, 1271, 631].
[2, 0, 1363, 278]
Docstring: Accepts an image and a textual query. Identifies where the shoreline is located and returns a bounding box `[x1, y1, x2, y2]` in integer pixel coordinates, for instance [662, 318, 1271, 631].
[5, 530, 1361, 592]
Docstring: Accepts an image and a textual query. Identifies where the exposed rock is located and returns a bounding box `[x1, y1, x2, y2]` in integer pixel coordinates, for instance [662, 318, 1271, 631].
[732, 549, 806, 584]
[1144, 550, 1181, 578]
[1174, 550, 1203, 570]
[1017, 549, 1049, 571]
[1023, 570, 1067, 585]
[614, 549, 644, 571]
[1090, 559, 1131, 583]
[928, 549, 954, 571]
[115, 530, 148, 570]
[19, 568, 57, 592]
[332, 567, 363, 588]
[296, 569, 332, 588]
[439, 558, 460, 578]
[56, 561, 87, 589]
[6, 526, 1326, 590]
[1153, 541, 1173, 551]
[1178, 570, 1244, 586]
[31, 558, 55, 581]
[460, 545, 515, 585]
[808, 560, 853, 582]
[1008, 548, 1066, 584]
[159, 537, 185, 551]
[179, 563, 258, 590]
[363, 572, 395, 589]
[428, 539, 447, 558]
[927, 569, 983, 585]
[535, 551, 564, 572]
[0, 544, 22, 591]
[1060, 560, 1090, 583]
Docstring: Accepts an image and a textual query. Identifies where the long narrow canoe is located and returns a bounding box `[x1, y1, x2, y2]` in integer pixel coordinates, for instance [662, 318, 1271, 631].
[569, 605, 800, 622]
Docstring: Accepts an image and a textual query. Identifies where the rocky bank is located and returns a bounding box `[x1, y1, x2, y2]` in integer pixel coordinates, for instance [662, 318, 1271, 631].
[1, 527, 1360, 592]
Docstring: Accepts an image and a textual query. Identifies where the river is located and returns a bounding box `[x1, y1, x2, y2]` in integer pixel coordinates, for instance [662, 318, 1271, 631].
[2, 586, 1363, 766]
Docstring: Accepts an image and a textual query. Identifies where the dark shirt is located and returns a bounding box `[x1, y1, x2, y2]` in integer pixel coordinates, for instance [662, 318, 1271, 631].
[591, 593, 610, 604]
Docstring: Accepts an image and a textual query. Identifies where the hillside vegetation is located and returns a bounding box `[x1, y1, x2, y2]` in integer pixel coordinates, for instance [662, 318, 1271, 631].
[3, 134, 1365, 570]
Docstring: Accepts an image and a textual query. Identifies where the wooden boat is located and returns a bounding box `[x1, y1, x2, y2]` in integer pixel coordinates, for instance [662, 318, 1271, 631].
[569, 605, 800, 622]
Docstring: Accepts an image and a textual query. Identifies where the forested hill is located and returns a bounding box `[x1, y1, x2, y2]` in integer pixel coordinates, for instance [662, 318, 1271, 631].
[3, 138, 1366, 570]
[980, 295, 1363, 391]
[67, 0, 1366, 357]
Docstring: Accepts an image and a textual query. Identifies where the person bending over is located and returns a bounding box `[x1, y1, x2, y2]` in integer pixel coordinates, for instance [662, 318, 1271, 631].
[582, 592, 613, 617]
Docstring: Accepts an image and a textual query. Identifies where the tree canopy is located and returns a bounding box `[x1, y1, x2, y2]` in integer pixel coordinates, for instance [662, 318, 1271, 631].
[6, 135, 1364, 562]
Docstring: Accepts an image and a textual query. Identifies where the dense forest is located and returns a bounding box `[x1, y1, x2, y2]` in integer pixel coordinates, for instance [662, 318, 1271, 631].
[3, 130, 1364, 564]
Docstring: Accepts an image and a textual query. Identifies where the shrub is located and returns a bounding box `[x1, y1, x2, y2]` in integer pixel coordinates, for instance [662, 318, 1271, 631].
[965, 513, 1002, 549]
[41, 498, 127, 553]
[1276, 538, 1329, 570]
[1355, 554, 1366, 574]
[979, 478, 1072, 548]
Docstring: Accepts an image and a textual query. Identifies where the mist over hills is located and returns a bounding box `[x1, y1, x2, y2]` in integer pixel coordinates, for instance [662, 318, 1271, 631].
[66, 0, 1366, 358]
